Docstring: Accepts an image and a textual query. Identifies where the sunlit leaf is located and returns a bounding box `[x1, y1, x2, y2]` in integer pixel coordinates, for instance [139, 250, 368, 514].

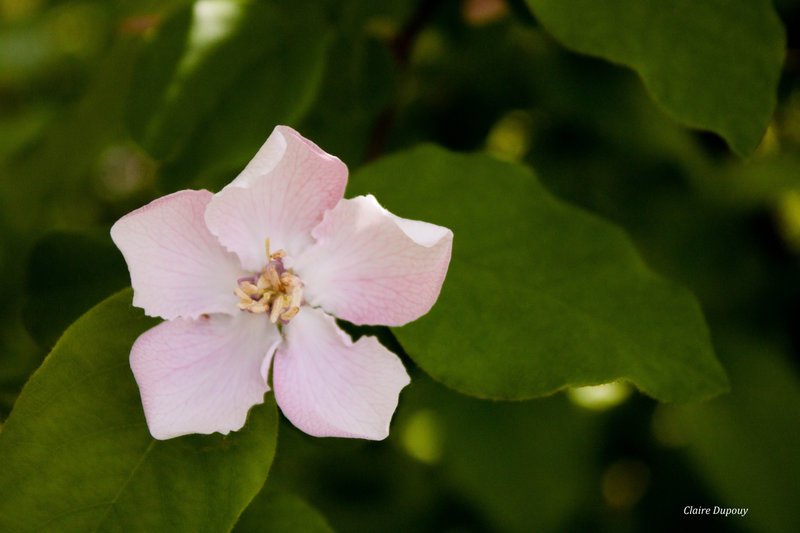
[0, 290, 278, 532]
[350, 146, 728, 401]
[524, 0, 785, 156]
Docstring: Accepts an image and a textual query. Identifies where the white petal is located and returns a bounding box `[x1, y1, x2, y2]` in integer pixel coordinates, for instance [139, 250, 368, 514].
[273, 307, 410, 440]
[130, 313, 280, 439]
[291, 195, 453, 326]
[204, 126, 348, 270]
[110, 190, 245, 320]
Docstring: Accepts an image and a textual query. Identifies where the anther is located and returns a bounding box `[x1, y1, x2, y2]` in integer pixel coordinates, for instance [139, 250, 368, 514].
[267, 267, 281, 288]
[269, 297, 284, 323]
[235, 242, 304, 323]
[242, 282, 259, 295]
[280, 306, 299, 321]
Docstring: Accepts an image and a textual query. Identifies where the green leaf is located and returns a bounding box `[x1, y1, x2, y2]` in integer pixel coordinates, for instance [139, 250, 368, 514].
[23, 229, 129, 349]
[234, 488, 335, 533]
[128, 0, 328, 178]
[524, 0, 785, 156]
[350, 146, 727, 402]
[0, 290, 278, 532]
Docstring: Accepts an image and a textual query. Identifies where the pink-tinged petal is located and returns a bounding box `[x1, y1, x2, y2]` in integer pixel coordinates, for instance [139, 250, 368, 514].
[273, 307, 410, 440]
[111, 190, 246, 320]
[291, 195, 453, 327]
[130, 313, 280, 439]
[204, 126, 348, 270]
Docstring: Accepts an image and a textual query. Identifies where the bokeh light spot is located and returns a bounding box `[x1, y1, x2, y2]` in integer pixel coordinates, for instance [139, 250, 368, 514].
[566, 382, 632, 411]
[776, 190, 800, 253]
[400, 409, 444, 464]
[486, 110, 533, 162]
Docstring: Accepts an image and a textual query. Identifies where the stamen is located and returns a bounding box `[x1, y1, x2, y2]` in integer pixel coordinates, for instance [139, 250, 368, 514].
[235, 243, 304, 323]
[265, 237, 286, 261]
[269, 296, 284, 323]
[267, 266, 281, 288]
[289, 285, 302, 309]
[242, 282, 259, 295]
[280, 306, 299, 321]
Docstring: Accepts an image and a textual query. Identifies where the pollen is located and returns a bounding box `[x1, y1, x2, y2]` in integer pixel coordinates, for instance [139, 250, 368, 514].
[235, 240, 303, 323]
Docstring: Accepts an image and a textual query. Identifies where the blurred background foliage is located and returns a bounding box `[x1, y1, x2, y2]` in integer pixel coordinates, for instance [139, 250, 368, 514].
[1, 0, 799, 531]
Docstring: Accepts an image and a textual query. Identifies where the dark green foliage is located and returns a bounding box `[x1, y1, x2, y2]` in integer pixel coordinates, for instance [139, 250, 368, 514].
[1, 0, 798, 531]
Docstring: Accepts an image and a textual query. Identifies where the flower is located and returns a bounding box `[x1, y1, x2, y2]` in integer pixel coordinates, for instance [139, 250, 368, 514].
[111, 126, 453, 440]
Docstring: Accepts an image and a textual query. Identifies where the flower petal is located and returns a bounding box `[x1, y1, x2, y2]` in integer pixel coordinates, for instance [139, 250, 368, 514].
[291, 195, 453, 326]
[111, 190, 245, 320]
[130, 313, 280, 439]
[273, 307, 410, 440]
[204, 126, 348, 270]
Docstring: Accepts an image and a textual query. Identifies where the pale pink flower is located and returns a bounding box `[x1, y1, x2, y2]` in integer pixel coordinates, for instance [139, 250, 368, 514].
[111, 126, 452, 440]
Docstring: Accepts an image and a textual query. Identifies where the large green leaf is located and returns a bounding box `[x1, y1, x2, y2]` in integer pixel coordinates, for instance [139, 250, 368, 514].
[128, 0, 328, 180]
[0, 290, 278, 532]
[524, 0, 785, 156]
[350, 146, 727, 402]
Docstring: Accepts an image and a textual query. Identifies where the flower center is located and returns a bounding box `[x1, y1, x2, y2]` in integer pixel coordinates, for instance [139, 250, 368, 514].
[234, 239, 303, 323]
